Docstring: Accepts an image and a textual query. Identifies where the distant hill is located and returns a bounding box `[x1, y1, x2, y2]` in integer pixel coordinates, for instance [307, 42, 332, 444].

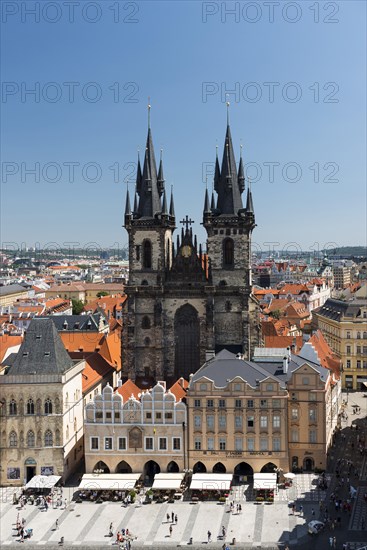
[321, 246, 367, 258]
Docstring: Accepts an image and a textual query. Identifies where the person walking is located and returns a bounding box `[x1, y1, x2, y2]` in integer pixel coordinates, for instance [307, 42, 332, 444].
[174, 514, 178, 524]
[207, 530, 211, 543]
[166, 513, 170, 523]
[169, 524, 173, 537]
[222, 526, 226, 539]
[55, 519, 59, 530]
[171, 511, 174, 523]
[311, 508, 315, 517]
[329, 536, 333, 547]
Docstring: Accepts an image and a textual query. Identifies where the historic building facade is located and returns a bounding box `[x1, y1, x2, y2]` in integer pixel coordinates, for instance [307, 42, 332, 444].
[84, 382, 186, 477]
[0, 318, 84, 486]
[122, 116, 261, 383]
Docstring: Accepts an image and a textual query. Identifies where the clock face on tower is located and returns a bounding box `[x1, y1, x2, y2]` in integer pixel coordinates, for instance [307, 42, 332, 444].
[181, 245, 192, 258]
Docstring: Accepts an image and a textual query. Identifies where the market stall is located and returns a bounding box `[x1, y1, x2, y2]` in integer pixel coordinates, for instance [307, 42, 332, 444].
[78, 473, 141, 501]
[189, 473, 233, 501]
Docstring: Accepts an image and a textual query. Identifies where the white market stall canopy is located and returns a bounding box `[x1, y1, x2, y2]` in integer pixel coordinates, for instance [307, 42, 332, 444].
[79, 473, 141, 491]
[25, 475, 61, 490]
[190, 473, 233, 491]
[253, 473, 277, 490]
[152, 473, 184, 490]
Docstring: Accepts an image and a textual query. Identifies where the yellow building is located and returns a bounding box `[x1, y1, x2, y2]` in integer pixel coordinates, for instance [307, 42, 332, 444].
[0, 284, 30, 307]
[46, 283, 124, 303]
[315, 286, 367, 390]
[186, 347, 340, 475]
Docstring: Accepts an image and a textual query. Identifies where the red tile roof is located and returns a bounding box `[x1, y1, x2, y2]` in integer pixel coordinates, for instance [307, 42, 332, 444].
[116, 379, 141, 402]
[0, 334, 23, 363]
[169, 378, 188, 401]
[82, 353, 114, 393]
[306, 330, 341, 380]
[264, 335, 303, 351]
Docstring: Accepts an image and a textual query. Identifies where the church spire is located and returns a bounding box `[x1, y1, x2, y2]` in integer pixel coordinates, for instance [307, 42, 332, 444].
[136, 102, 162, 218]
[157, 149, 165, 195]
[203, 187, 210, 214]
[162, 189, 168, 215]
[169, 186, 175, 218]
[215, 105, 244, 215]
[238, 144, 245, 193]
[125, 187, 131, 217]
[246, 181, 254, 214]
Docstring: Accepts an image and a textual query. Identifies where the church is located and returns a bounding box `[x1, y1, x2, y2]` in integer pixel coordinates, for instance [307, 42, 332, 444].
[122, 111, 261, 384]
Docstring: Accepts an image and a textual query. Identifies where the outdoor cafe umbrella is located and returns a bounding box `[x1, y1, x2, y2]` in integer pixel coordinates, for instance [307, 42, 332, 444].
[284, 473, 296, 479]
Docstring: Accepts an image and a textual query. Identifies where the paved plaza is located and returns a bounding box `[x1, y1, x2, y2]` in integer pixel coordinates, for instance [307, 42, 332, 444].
[2, 393, 367, 549]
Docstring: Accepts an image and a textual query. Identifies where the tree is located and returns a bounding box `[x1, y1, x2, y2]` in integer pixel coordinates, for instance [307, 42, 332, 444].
[72, 299, 84, 315]
[96, 291, 109, 298]
[271, 309, 282, 320]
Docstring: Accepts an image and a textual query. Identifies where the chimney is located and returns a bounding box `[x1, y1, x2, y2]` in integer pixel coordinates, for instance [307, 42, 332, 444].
[118, 379, 122, 387]
[283, 356, 288, 374]
[205, 349, 215, 361]
[179, 377, 184, 388]
[287, 346, 291, 358]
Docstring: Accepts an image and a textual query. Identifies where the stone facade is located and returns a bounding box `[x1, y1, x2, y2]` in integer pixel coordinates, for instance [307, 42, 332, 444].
[123, 120, 261, 383]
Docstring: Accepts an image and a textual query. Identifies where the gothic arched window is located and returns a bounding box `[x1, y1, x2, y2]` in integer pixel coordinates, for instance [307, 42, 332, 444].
[143, 240, 152, 269]
[9, 400, 17, 416]
[44, 399, 53, 415]
[27, 430, 35, 447]
[9, 430, 18, 447]
[27, 399, 35, 415]
[223, 238, 234, 268]
[44, 430, 53, 447]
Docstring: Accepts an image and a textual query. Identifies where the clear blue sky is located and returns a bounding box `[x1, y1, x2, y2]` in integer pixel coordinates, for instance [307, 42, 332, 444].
[1, 0, 366, 255]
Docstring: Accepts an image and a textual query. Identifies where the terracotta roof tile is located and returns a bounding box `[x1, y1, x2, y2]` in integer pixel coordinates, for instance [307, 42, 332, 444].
[116, 379, 141, 402]
[169, 378, 188, 401]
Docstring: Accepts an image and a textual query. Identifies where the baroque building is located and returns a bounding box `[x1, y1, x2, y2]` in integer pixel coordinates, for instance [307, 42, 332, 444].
[122, 112, 261, 383]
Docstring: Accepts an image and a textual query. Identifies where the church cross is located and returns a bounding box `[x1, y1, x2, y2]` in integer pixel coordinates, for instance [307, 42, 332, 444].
[180, 215, 194, 232]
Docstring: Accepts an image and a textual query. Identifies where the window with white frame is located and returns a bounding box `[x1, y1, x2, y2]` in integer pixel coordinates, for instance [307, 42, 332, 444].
[219, 438, 226, 450]
[194, 415, 201, 428]
[91, 437, 99, 450]
[207, 415, 214, 429]
[234, 383, 242, 391]
[260, 399, 268, 408]
[309, 409, 317, 422]
[309, 430, 317, 443]
[260, 437, 268, 451]
[273, 415, 281, 429]
[159, 437, 167, 450]
[219, 414, 226, 429]
[247, 437, 255, 451]
[194, 399, 201, 407]
[273, 437, 281, 451]
[235, 415, 242, 428]
[207, 437, 214, 450]
[207, 399, 214, 408]
[200, 383, 207, 391]
[104, 437, 113, 450]
[219, 399, 226, 408]
[118, 437, 127, 450]
[235, 399, 242, 408]
[247, 399, 254, 408]
[173, 437, 181, 450]
[235, 437, 243, 451]
[291, 408, 298, 420]
[302, 377, 309, 385]
[194, 437, 201, 450]
[291, 429, 299, 442]
[260, 416, 268, 429]
[266, 383, 273, 392]
[145, 437, 153, 450]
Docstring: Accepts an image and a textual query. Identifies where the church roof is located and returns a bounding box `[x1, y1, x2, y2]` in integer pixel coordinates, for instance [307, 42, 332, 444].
[9, 318, 74, 376]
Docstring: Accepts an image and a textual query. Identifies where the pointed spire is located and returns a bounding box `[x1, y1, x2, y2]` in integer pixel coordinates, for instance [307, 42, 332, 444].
[194, 234, 197, 250]
[176, 234, 180, 251]
[246, 179, 254, 214]
[169, 185, 175, 218]
[211, 190, 216, 210]
[203, 188, 210, 214]
[162, 189, 168, 215]
[148, 97, 151, 129]
[214, 145, 220, 193]
[215, 113, 244, 215]
[157, 149, 165, 195]
[136, 150, 142, 194]
[226, 98, 230, 126]
[133, 190, 138, 213]
[238, 144, 245, 193]
[125, 187, 131, 217]
[137, 119, 161, 218]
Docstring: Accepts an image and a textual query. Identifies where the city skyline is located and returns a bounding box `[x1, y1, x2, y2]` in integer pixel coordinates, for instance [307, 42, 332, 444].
[1, 1, 366, 250]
